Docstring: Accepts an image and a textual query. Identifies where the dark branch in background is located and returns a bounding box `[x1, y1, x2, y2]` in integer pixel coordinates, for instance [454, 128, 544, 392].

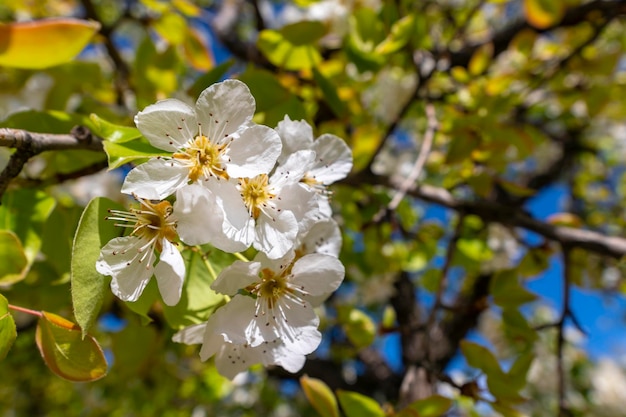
[444, 0, 626, 69]
[80, 0, 132, 107]
[0, 127, 104, 201]
[212, 0, 273, 69]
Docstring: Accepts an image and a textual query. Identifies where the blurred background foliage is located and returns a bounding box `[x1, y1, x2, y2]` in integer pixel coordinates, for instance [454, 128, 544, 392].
[2, 0, 626, 416]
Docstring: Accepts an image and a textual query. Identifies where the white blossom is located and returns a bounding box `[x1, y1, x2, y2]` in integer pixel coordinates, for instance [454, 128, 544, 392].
[121, 79, 282, 200]
[96, 196, 185, 306]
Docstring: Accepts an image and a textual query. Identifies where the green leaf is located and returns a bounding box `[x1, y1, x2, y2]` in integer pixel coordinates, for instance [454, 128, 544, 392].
[507, 351, 535, 390]
[490, 269, 538, 307]
[257, 21, 325, 70]
[162, 249, 226, 329]
[375, 14, 415, 55]
[0, 18, 100, 69]
[111, 319, 159, 377]
[89, 114, 142, 144]
[0, 294, 17, 361]
[103, 137, 169, 170]
[71, 197, 124, 336]
[397, 395, 453, 417]
[0, 189, 56, 266]
[336, 390, 384, 417]
[468, 43, 493, 76]
[300, 375, 340, 417]
[238, 68, 307, 126]
[456, 238, 493, 263]
[0, 230, 28, 285]
[0, 109, 94, 133]
[125, 279, 159, 325]
[312, 67, 348, 118]
[35, 311, 107, 382]
[460, 340, 501, 376]
[523, 0, 565, 29]
[153, 12, 186, 45]
[341, 308, 376, 349]
[187, 59, 234, 98]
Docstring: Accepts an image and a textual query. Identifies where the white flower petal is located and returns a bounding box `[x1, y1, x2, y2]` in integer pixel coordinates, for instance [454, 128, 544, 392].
[226, 124, 282, 178]
[290, 253, 345, 296]
[297, 218, 342, 257]
[172, 322, 206, 345]
[212, 260, 262, 296]
[214, 342, 261, 380]
[215, 296, 265, 346]
[254, 210, 298, 259]
[154, 238, 185, 306]
[209, 180, 255, 250]
[276, 115, 314, 162]
[175, 184, 250, 252]
[122, 158, 190, 200]
[270, 344, 307, 373]
[195, 79, 255, 138]
[135, 99, 198, 151]
[270, 150, 316, 188]
[98, 236, 154, 302]
[276, 183, 319, 232]
[309, 134, 353, 184]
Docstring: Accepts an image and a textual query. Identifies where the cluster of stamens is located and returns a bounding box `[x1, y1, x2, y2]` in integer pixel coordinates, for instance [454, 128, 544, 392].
[173, 131, 231, 182]
[238, 174, 279, 220]
[246, 267, 308, 327]
[105, 197, 177, 258]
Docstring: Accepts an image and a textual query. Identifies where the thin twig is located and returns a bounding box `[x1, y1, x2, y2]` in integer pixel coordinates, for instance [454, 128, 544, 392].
[371, 103, 438, 223]
[557, 245, 572, 417]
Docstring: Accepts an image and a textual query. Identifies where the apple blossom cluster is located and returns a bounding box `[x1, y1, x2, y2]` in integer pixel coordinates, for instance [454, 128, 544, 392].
[96, 79, 352, 379]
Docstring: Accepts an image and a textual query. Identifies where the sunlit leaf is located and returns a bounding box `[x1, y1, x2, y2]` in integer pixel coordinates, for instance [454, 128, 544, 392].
[351, 124, 384, 172]
[300, 375, 340, 417]
[162, 249, 226, 329]
[468, 43, 493, 76]
[339, 307, 376, 349]
[336, 390, 384, 417]
[182, 28, 213, 71]
[103, 137, 169, 170]
[71, 197, 125, 337]
[257, 21, 325, 70]
[0, 230, 28, 285]
[89, 114, 142, 144]
[0, 189, 56, 266]
[0, 18, 100, 69]
[35, 311, 107, 382]
[187, 59, 234, 98]
[460, 340, 501, 376]
[490, 269, 538, 307]
[0, 294, 16, 361]
[397, 395, 453, 417]
[524, 0, 565, 29]
[153, 12, 186, 45]
[375, 14, 415, 55]
[313, 67, 348, 118]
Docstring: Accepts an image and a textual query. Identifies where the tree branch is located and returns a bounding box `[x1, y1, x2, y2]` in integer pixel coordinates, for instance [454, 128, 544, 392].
[343, 171, 626, 258]
[0, 127, 104, 201]
[444, 0, 626, 70]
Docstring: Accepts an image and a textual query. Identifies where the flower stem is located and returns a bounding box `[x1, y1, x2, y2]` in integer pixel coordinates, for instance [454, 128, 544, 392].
[194, 246, 218, 281]
[8, 304, 43, 317]
[233, 252, 249, 262]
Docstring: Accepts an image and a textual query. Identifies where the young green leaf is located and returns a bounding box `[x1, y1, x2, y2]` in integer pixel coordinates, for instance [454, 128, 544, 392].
[71, 197, 125, 337]
[336, 390, 385, 417]
[300, 375, 340, 417]
[89, 114, 142, 144]
[102, 137, 169, 170]
[35, 311, 107, 382]
[396, 395, 453, 417]
[0, 189, 56, 268]
[0, 294, 17, 361]
[460, 340, 502, 376]
[0, 230, 28, 285]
